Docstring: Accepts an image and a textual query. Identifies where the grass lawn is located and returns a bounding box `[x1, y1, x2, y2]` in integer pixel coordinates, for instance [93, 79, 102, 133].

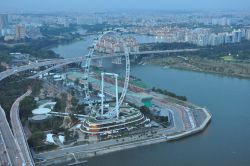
[221, 55, 234, 61]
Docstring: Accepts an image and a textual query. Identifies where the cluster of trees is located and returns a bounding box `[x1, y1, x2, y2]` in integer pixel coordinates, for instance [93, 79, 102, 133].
[69, 96, 81, 122]
[28, 112, 65, 152]
[29, 117, 64, 133]
[0, 65, 6, 72]
[0, 39, 60, 64]
[69, 87, 88, 114]
[28, 131, 45, 150]
[53, 93, 67, 112]
[40, 24, 77, 37]
[0, 76, 42, 120]
[64, 130, 79, 145]
[140, 40, 250, 60]
[20, 96, 37, 122]
[0, 24, 83, 67]
[81, 23, 113, 33]
[28, 131, 58, 152]
[199, 40, 250, 60]
[71, 97, 83, 113]
[81, 23, 132, 33]
[0, 45, 13, 71]
[53, 93, 84, 122]
[13, 40, 60, 59]
[152, 87, 187, 101]
[140, 42, 198, 51]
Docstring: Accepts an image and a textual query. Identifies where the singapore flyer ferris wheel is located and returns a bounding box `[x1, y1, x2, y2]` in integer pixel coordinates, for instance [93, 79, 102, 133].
[84, 28, 131, 118]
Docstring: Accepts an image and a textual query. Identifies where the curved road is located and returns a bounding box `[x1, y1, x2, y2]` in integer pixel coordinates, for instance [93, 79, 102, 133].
[10, 90, 34, 166]
[0, 106, 24, 166]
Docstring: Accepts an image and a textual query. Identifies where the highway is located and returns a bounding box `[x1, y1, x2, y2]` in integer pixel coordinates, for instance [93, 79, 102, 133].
[0, 60, 65, 81]
[0, 48, 199, 81]
[10, 90, 34, 166]
[0, 106, 25, 166]
[0, 128, 12, 166]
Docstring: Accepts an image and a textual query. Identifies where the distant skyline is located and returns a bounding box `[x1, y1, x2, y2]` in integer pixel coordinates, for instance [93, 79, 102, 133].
[1, 0, 250, 13]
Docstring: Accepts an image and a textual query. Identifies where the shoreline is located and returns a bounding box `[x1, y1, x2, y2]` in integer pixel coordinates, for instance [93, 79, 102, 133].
[142, 61, 250, 80]
[168, 65, 250, 80]
[36, 105, 211, 166]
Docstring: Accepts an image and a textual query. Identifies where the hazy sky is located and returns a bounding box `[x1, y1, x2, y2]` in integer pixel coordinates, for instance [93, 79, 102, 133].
[2, 0, 250, 12]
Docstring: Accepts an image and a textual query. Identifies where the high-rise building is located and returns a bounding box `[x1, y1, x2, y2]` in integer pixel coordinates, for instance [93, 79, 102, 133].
[197, 34, 209, 46]
[225, 33, 233, 44]
[15, 25, 26, 40]
[232, 30, 242, 43]
[246, 29, 250, 40]
[218, 33, 226, 44]
[0, 14, 8, 29]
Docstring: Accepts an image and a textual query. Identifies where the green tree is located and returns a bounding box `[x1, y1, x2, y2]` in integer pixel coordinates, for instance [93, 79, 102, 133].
[76, 104, 85, 114]
[20, 96, 37, 120]
[28, 131, 45, 148]
[74, 78, 80, 86]
[53, 97, 66, 113]
[69, 113, 78, 123]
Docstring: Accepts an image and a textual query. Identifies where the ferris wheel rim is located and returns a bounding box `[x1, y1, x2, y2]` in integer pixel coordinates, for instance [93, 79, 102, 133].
[85, 29, 130, 109]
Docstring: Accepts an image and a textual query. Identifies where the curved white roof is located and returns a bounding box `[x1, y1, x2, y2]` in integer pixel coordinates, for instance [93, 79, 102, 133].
[38, 102, 56, 109]
[31, 114, 48, 121]
[46, 134, 55, 144]
[32, 108, 51, 115]
[59, 135, 65, 144]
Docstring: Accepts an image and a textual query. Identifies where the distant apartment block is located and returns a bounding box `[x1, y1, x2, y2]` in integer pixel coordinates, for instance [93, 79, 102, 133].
[0, 14, 8, 29]
[15, 25, 26, 40]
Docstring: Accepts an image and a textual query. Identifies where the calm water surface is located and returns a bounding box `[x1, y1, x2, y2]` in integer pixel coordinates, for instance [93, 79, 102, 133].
[52, 34, 158, 57]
